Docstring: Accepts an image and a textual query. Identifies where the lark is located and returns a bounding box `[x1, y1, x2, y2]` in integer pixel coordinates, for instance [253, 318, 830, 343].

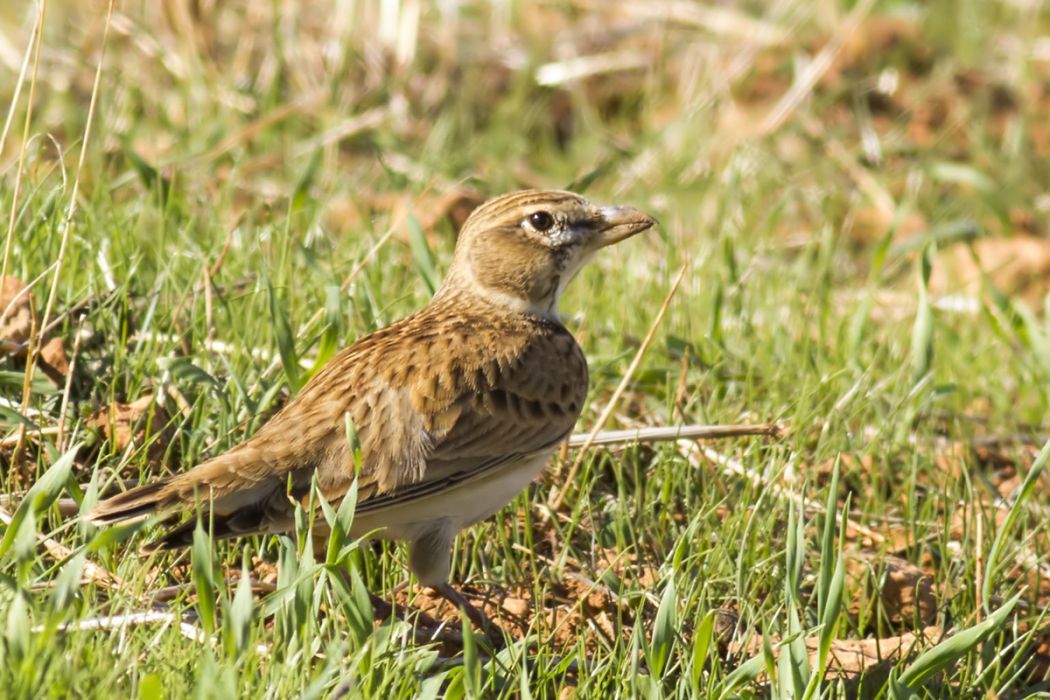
[90, 189, 655, 632]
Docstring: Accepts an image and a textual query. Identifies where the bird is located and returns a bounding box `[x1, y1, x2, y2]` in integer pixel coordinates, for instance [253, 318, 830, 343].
[89, 189, 655, 634]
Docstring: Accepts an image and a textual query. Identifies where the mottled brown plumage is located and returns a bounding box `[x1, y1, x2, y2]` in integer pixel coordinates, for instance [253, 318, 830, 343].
[90, 189, 654, 593]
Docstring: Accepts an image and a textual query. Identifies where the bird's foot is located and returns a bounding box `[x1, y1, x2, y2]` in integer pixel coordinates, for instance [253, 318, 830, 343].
[430, 582, 505, 648]
[366, 590, 468, 644]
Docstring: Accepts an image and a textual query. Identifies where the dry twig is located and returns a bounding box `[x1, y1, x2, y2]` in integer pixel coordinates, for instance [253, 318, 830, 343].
[36, 609, 271, 655]
[14, 0, 114, 466]
[567, 422, 780, 448]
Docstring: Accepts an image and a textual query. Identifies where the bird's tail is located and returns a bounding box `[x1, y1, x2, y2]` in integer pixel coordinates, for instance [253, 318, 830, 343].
[89, 480, 269, 552]
[87, 446, 288, 549]
[88, 477, 179, 525]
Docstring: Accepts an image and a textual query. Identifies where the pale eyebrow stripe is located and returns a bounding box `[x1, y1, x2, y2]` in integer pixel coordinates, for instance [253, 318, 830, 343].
[475, 190, 581, 222]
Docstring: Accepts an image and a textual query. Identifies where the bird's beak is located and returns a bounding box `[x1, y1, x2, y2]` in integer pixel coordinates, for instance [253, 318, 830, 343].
[590, 204, 657, 248]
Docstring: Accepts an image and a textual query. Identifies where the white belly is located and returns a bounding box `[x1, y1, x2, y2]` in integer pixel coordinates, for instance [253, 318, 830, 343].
[349, 452, 551, 542]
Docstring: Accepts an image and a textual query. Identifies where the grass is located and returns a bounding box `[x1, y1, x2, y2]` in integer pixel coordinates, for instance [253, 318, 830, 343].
[2, 0, 1050, 697]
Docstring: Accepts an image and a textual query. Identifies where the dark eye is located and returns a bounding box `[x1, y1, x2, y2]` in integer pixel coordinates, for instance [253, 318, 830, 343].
[528, 211, 555, 232]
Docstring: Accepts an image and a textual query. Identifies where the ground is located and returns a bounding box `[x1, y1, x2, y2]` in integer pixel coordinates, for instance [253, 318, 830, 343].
[2, 0, 1050, 697]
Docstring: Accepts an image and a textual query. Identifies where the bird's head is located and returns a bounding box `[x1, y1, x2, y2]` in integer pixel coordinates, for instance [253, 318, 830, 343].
[438, 189, 656, 316]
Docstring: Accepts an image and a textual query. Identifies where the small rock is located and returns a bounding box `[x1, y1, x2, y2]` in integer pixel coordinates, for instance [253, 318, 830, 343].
[501, 596, 528, 616]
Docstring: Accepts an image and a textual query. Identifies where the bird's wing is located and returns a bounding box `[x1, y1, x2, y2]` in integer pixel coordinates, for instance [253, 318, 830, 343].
[316, 314, 589, 514]
[92, 310, 587, 545]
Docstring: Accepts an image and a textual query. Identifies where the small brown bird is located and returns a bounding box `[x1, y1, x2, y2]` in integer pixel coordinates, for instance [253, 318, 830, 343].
[90, 189, 655, 629]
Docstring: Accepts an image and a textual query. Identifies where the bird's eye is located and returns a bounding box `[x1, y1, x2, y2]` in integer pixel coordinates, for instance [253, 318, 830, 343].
[527, 211, 555, 232]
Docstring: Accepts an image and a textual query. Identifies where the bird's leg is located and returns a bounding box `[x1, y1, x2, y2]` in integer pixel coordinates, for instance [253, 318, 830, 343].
[430, 582, 504, 647]
[411, 530, 504, 646]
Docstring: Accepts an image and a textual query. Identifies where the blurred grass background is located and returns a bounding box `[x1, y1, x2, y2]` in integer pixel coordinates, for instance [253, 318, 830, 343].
[2, 0, 1050, 697]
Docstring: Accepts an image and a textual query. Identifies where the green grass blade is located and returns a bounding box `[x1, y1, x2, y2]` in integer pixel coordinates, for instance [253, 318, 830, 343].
[897, 592, 1022, 689]
[817, 458, 840, 621]
[407, 213, 438, 296]
[267, 277, 302, 393]
[649, 574, 678, 677]
[313, 283, 343, 373]
[982, 438, 1050, 611]
[191, 520, 218, 635]
[227, 549, 255, 655]
[49, 552, 86, 612]
[461, 609, 482, 698]
[804, 464, 846, 700]
[0, 443, 79, 560]
[721, 652, 764, 698]
[911, 244, 935, 385]
[690, 610, 716, 691]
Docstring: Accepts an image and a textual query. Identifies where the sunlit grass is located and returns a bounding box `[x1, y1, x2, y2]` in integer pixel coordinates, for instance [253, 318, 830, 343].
[2, 0, 1050, 697]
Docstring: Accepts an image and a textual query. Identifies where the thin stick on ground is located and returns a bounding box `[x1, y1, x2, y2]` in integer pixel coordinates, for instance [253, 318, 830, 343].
[567, 422, 781, 448]
[37, 609, 271, 655]
[0, 426, 60, 448]
[37, 609, 177, 633]
[548, 264, 687, 511]
[1, 491, 279, 655]
[0, 493, 78, 516]
[0, 499, 272, 655]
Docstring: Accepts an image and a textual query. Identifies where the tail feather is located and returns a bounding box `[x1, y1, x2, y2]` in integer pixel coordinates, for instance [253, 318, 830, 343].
[90, 474, 287, 552]
[88, 478, 177, 525]
[89, 446, 273, 525]
[89, 444, 305, 550]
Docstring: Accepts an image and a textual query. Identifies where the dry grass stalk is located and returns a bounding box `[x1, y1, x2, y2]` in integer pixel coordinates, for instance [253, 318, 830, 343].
[758, 0, 876, 135]
[13, 0, 114, 465]
[37, 609, 271, 655]
[0, 426, 60, 448]
[0, 493, 79, 517]
[0, 0, 46, 283]
[549, 264, 688, 510]
[615, 0, 788, 45]
[536, 51, 651, 87]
